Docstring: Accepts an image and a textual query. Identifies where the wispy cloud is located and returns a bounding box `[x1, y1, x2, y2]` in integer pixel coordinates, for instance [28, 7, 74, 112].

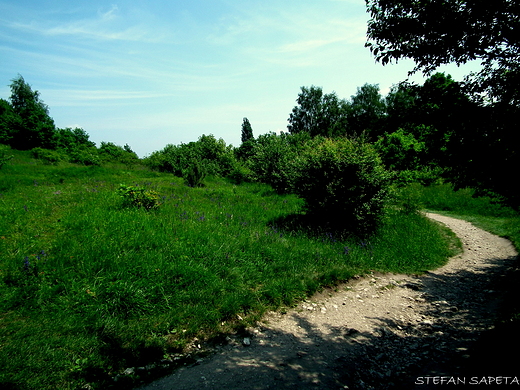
[99, 4, 119, 21]
[4, 4, 162, 43]
[1, 0, 386, 157]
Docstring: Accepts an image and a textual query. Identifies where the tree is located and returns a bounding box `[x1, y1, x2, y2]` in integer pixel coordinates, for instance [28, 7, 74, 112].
[365, 0, 520, 104]
[0, 98, 19, 145]
[54, 127, 96, 151]
[8, 75, 56, 149]
[383, 73, 476, 167]
[374, 129, 426, 171]
[366, 2, 519, 205]
[98, 141, 139, 165]
[245, 131, 312, 193]
[347, 83, 386, 137]
[287, 86, 349, 137]
[383, 82, 418, 133]
[241, 117, 254, 144]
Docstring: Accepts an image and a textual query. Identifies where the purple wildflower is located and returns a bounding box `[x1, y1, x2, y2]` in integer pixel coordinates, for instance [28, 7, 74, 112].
[23, 256, 30, 271]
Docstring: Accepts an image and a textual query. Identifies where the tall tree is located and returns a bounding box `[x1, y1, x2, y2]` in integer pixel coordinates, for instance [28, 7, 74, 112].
[365, 0, 520, 104]
[384, 73, 476, 166]
[0, 99, 19, 145]
[241, 117, 254, 143]
[287, 86, 349, 137]
[366, 0, 520, 204]
[347, 83, 386, 137]
[8, 75, 56, 149]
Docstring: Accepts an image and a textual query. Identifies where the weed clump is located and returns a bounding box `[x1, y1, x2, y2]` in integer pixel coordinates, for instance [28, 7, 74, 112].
[118, 184, 161, 210]
[183, 161, 206, 187]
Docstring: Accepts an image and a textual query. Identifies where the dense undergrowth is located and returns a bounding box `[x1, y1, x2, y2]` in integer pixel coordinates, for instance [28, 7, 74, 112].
[0, 151, 464, 390]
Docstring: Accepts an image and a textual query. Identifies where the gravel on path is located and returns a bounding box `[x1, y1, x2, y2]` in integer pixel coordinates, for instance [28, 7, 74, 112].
[136, 213, 519, 390]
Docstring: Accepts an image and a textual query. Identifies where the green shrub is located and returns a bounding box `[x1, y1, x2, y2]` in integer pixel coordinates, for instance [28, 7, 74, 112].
[391, 166, 444, 186]
[31, 147, 64, 165]
[293, 137, 391, 234]
[99, 141, 139, 165]
[142, 148, 171, 172]
[143, 135, 235, 178]
[195, 134, 235, 176]
[118, 184, 161, 210]
[183, 161, 206, 187]
[227, 160, 254, 184]
[374, 129, 426, 171]
[68, 146, 101, 166]
[0, 145, 13, 169]
[247, 132, 305, 194]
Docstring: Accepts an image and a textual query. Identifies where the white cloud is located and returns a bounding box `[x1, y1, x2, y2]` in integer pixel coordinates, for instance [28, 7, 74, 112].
[99, 4, 119, 21]
[4, 4, 162, 43]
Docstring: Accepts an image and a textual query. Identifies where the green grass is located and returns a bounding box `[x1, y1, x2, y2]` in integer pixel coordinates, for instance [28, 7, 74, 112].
[402, 182, 520, 248]
[1, 152, 459, 390]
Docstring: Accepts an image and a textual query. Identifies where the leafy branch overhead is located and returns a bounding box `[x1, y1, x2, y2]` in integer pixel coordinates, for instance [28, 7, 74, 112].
[365, 0, 520, 104]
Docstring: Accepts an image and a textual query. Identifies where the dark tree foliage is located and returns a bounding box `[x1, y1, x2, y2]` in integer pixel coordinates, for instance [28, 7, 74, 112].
[384, 73, 474, 163]
[0, 99, 19, 145]
[287, 86, 349, 137]
[241, 117, 254, 144]
[383, 72, 519, 206]
[366, 0, 520, 104]
[348, 83, 387, 137]
[54, 127, 96, 151]
[288, 85, 389, 139]
[366, 0, 520, 206]
[7, 75, 56, 149]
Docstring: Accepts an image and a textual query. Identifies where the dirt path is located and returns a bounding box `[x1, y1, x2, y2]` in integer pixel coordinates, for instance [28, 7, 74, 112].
[137, 213, 518, 389]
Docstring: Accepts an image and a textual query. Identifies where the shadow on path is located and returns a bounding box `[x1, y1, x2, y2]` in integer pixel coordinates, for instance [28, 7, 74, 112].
[137, 220, 519, 390]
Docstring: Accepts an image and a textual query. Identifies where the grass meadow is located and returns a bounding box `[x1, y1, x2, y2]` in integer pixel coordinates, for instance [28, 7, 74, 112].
[4, 150, 516, 390]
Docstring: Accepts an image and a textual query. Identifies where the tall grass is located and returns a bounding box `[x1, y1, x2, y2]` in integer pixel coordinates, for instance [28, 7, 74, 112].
[1, 152, 458, 390]
[402, 183, 520, 247]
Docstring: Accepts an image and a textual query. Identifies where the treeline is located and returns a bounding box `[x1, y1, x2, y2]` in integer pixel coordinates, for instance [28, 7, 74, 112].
[1, 72, 518, 222]
[145, 72, 518, 209]
[0, 75, 139, 166]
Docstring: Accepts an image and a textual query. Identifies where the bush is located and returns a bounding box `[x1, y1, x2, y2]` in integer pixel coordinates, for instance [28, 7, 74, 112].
[374, 129, 426, 171]
[293, 137, 391, 234]
[183, 161, 206, 187]
[31, 147, 64, 165]
[98, 142, 139, 165]
[391, 166, 444, 186]
[0, 145, 13, 169]
[143, 135, 236, 178]
[118, 184, 161, 210]
[142, 147, 173, 173]
[227, 160, 254, 184]
[68, 146, 101, 166]
[247, 132, 307, 194]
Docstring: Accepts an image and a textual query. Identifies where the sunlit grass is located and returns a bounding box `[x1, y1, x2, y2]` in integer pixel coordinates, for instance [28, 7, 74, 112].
[404, 182, 520, 248]
[0, 154, 460, 390]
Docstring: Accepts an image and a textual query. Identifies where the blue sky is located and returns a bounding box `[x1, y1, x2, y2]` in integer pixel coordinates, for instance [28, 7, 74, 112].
[0, 0, 481, 157]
